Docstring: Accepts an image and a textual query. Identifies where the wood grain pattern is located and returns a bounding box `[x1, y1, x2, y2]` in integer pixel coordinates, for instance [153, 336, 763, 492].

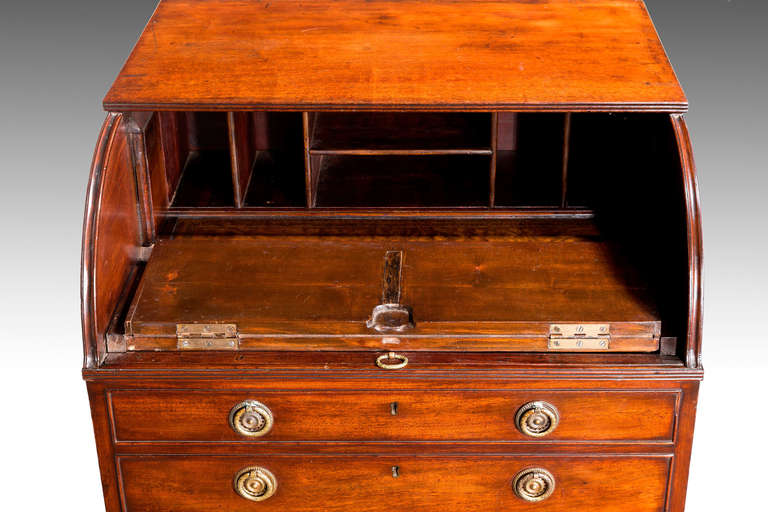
[83, 3, 703, 511]
[103, 0, 686, 112]
[109, 389, 677, 443]
[122, 235, 660, 351]
[671, 115, 703, 369]
[117, 455, 670, 512]
[227, 112, 254, 208]
[81, 114, 142, 366]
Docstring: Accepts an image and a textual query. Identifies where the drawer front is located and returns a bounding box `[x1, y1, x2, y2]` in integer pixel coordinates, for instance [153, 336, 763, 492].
[118, 455, 670, 512]
[110, 389, 678, 442]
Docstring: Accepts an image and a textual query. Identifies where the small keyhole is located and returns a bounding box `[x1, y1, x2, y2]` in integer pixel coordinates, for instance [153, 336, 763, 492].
[390, 402, 398, 416]
[392, 466, 399, 478]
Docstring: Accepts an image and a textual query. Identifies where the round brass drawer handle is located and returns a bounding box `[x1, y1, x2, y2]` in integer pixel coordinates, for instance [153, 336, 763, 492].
[376, 351, 409, 370]
[515, 401, 559, 437]
[233, 466, 277, 502]
[512, 468, 555, 502]
[229, 400, 274, 437]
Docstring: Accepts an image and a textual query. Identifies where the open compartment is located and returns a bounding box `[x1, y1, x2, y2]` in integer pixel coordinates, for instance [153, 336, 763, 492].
[167, 112, 234, 207]
[159, 111, 305, 208]
[108, 111, 690, 359]
[305, 112, 493, 207]
[309, 112, 492, 152]
[493, 113, 569, 207]
[310, 154, 491, 207]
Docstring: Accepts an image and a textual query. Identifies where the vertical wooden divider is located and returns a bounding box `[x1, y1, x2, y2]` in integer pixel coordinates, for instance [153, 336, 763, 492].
[227, 112, 254, 208]
[125, 112, 156, 244]
[489, 112, 498, 207]
[560, 113, 572, 209]
[302, 112, 315, 208]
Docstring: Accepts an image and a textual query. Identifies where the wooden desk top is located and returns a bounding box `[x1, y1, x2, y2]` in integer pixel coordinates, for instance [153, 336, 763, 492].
[104, 0, 686, 112]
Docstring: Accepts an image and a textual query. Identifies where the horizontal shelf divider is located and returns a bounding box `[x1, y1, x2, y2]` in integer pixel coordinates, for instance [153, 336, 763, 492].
[164, 207, 596, 219]
[309, 148, 493, 156]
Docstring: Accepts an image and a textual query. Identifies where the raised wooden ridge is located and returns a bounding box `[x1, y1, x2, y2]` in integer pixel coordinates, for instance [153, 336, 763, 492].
[104, 0, 687, 112]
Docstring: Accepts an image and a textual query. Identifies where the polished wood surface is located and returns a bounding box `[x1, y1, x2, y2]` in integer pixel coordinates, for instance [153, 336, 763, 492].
[83, 2, 703, 511]
[117, 455, 670, 512]
[109, 388, 677, 443]
[81, 114, 142, 366]
[123, 235, 660, 351]
[103, 0, 686, 112]
[671, 115, 703, 368]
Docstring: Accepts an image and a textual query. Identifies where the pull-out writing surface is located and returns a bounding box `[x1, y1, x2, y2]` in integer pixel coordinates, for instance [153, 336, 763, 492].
[123, 235, 660, 352]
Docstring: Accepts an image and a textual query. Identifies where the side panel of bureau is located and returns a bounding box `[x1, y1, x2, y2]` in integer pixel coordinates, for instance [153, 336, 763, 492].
[117, 455, 670, 512]
[109, 389, 678, 443]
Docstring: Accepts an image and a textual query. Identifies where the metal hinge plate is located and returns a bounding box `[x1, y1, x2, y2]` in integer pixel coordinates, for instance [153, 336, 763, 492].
[548, 323, 610, 350]
[176, 323, 239, 350]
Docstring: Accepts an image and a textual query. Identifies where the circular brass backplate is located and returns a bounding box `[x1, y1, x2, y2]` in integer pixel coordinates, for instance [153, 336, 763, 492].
[515, 401, 559, 437]
[229, 400, 274, 437]
[512, 468, 555, 502]
[233, 466, 278, 502]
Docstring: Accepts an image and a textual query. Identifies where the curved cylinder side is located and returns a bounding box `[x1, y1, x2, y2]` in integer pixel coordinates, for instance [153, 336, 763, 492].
[81, 113, 142, 368]
[670, 114, 703, 369]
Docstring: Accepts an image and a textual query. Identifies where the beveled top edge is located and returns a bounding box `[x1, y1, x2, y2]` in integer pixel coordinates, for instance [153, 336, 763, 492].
[103, 0, 687, 112]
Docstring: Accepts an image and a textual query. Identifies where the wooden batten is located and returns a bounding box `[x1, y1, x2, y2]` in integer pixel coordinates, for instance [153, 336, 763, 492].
[227, 112, 254, 208]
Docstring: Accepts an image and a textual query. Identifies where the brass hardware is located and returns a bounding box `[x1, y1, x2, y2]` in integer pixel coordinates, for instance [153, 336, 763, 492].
[233, 466, 277, 502]
[548, 323, 610, 350]
[229, 400, 274, 437]
[515, 401, 559, 437]
[390, 401, 398, 416]
[392, 466, 400, 478]
[367, 251, 414, 333]
[512, 468, 555, 502]
[376, 352, 408, 370]
[176, 323, 238, 350]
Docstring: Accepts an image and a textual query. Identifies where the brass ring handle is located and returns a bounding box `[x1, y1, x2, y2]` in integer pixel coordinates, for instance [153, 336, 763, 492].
[376, 352, 409, 370]
[512, 468, 555, 502]
[233, 466, 277, 501]
[515, 401, 559, 437]
[229, 400, 274, 437]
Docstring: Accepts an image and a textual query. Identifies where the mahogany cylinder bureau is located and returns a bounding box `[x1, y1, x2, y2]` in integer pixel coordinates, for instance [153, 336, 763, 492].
[82, 1, 703, 511]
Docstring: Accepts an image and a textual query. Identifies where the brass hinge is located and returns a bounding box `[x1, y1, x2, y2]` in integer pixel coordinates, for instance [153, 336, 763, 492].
[176, 323, 239, 350]
[548, 323, 610, 350]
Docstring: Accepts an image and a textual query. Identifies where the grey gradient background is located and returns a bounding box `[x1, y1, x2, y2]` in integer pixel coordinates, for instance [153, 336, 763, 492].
[0, 0, 766, 509]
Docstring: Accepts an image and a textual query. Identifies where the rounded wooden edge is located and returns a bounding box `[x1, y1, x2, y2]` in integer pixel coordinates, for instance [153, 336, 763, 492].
[81, 112, 122, 368]
[670, 114, 703, 369]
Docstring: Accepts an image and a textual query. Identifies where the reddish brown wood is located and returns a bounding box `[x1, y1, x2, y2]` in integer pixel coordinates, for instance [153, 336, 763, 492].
[667, 381, 700, 512]
[671, 115, 703, 369]
[560, 113, 572, 208]
[83, 3, 703, 511]
[81, 113, 142, 366]
[227, 112, 253, 208]
[117, 454, 670, 512]
[125, 112, 157, 243]
[109, 389, 677, 443]
[122, 235, 661, 351]
[146, 114, 170, 229]
[103, 0, 686, 112]
[86, 382, 122, 511]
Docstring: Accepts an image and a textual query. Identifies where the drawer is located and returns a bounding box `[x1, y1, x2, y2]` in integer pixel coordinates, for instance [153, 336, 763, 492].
[118, 455, 670, 512]
[110, 389, 678, 442]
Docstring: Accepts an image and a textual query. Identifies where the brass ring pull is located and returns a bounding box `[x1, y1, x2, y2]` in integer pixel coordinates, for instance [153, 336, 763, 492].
[233, 466, 277, 501]
[512, 468, 555, 502]
[515, 401, 559, 437]
[229, 400, 274, 437]
[376, 351, 408, 370]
